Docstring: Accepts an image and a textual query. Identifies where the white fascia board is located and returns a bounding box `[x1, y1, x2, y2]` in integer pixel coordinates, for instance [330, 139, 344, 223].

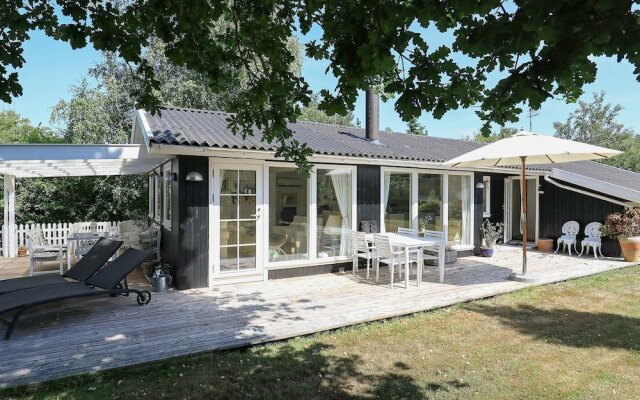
[148, 143, 549, 175]
[0, 144, 167, 162]
[550, 167, 640, 204]
[134, 109, 155, 148]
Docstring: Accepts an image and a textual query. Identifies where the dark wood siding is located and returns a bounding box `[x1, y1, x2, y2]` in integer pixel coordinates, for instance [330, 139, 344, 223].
[162, 156, 210, 289]
[539, 178, 623, 257]
[357, 165, 381, 232]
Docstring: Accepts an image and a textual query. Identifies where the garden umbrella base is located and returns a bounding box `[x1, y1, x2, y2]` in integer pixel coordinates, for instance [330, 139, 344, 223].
[508, 272, 541, 283]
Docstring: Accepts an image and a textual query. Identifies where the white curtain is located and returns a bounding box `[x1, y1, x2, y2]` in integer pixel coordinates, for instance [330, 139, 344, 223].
[461, 176, 471, 245]
[330, 172, 351, 256]
[383, 171, 391, 232]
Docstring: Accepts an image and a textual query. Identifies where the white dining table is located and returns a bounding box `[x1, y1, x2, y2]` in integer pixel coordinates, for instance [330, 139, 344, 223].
[66, 232, 121, 270]
[366, 232, 446, 288]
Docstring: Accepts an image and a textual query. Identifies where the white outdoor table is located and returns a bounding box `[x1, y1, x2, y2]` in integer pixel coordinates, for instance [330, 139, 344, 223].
[366, 233, 446, 287]
[66, 232, 119, 270]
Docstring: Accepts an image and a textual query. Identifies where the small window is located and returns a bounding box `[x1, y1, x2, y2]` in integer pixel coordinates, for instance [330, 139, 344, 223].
[163, 162, 172, 228]
[482, 176, 491, 218]
[154, 169, 162, 222]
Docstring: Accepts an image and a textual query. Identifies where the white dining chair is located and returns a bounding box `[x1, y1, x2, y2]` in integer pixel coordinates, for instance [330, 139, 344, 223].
[397, 227, 416, 237]
[555, 221, 580, 255]
[351, 231, 376, 278]
[373, 233, 418, 289]
[579, 222, 604, 259]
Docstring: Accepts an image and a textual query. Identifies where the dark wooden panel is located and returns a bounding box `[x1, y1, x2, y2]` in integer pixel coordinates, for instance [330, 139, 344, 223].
[161, 156, 210, 290]
[268, 262, 350, 279]
[356, 165, 381, 232]
[539, 178, 623, 257]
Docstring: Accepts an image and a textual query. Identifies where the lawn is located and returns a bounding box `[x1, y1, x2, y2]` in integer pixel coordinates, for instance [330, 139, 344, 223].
[3, 266, 640, 400]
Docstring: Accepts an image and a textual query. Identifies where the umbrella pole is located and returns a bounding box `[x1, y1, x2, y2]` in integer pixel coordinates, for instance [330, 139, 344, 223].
[521, 156, 528, 275]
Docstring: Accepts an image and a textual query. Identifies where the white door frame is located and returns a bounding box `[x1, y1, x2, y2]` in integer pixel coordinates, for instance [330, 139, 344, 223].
[504, 176, 539, 243]
[209, 160, 264, 284]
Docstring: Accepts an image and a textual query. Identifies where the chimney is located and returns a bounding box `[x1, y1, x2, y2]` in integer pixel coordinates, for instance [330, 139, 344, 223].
[365, 87, 380, 142]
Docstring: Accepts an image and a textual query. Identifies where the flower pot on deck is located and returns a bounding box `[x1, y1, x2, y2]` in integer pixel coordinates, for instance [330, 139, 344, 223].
[480, 247, 495, 257]
[17, 247, 27, 257]
[618, 236, 640, 262]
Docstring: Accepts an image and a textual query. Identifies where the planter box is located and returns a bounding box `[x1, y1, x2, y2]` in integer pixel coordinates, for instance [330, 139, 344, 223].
[536, 238, 554, 252]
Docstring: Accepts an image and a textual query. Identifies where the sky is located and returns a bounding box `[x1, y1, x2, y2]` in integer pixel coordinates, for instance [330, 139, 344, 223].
[3, 30, 640, 140]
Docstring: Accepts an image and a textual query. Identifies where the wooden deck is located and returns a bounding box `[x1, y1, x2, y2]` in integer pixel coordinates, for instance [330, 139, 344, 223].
[0, 247, 634, 388]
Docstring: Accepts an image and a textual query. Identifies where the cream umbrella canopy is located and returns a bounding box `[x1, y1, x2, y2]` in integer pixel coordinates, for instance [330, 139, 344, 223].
[443, 131, 622, 280]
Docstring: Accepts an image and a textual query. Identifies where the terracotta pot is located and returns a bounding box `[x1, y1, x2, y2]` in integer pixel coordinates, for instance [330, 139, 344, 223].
[17, 248, 27, 257]
[536, 239, 554, 252]
[618, 236, 640, 262]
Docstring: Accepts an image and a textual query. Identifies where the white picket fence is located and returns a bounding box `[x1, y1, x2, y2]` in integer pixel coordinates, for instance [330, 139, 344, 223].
[1, 221, 121, 254]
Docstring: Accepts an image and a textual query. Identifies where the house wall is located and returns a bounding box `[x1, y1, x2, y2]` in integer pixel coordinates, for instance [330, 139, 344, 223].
[538, 178, 623, 257]
[356, 165, 381, 232]
[475, 172, 624, 257]
[161, 156, 210, 289]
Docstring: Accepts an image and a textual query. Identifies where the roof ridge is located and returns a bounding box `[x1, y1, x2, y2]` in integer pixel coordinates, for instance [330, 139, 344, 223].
[159, 105, 230, 115]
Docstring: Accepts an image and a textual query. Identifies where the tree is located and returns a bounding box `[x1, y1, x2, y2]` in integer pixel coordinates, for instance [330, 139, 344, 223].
[467, 127, 519, 143]
[3, 1, 640, 171]
[553, 92, 640, 171]
[298, 93, 355, 126]
[406, 118, 427, 136]
[0, 110, 63, 143]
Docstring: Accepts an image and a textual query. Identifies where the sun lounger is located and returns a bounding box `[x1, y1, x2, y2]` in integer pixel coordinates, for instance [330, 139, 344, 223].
[0, 248, 152, 340]
[0, 237, 123, 295]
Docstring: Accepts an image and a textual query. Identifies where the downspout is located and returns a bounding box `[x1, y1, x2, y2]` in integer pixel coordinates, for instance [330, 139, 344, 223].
[543, 175, 634, 208]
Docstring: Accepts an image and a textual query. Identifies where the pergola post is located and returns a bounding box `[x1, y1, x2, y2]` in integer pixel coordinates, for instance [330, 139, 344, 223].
[3, 174, 16, 257]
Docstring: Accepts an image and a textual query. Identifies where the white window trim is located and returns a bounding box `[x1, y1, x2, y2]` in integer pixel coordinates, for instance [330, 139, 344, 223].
[162, 161, 172, 228]
[148, 172, 156, 218]
[380, 166, 474, 246]
[154, 169, 162, 223]
[482, 175, 491, 218]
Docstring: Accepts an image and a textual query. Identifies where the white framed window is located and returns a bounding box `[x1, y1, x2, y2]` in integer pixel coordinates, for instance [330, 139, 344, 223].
[162, 161, 173, 228]
[154, 168, 162, 222]
[482, 176, 491, 218]
[381, 167, 474, 249]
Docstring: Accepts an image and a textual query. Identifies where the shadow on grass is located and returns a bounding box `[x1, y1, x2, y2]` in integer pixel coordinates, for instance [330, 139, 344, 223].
[1, 340, 463, 400]
[468, 304, 640, 350]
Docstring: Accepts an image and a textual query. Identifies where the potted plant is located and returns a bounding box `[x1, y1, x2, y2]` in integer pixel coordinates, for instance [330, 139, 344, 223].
[480, 220, 503, 257]
[602, 208, 640, 262]
[17, 245, 27, 257]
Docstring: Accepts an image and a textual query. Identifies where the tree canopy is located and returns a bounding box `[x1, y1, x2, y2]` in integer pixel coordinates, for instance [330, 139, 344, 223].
[553, 92, 640, 172]
[406, 118, 428, 136]
[3, 1, 640, 171]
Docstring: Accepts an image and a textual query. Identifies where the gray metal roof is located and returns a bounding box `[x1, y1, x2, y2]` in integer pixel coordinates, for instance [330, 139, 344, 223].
[143, 106, 640, 203]
[145, 106, 483, 162]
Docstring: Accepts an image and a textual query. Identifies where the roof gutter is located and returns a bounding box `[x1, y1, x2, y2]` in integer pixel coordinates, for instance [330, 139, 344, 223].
[543, 175, 636, 208]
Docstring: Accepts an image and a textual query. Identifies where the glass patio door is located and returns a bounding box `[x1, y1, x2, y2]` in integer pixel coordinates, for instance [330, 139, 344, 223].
[213, 164, 263, 276]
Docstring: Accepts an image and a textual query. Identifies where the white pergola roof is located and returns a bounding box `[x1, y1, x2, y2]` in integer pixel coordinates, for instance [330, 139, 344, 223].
[0, 144, 168, 178]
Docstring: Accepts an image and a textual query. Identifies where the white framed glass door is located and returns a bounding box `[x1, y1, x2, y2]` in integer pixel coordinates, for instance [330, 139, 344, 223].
[504, 177, 537, 243]
[212, 164, 263, 276]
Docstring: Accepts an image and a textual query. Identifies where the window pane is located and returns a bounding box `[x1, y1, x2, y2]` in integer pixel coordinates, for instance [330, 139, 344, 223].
[269, 167, 308, 262]
[239, 195, 257, 219]
[238, 245, 256, 270]
[317, 169, 351, 258]
[220, 196, 237, 220]
[418, 174, 443, 232]
[220, 246, 238, 271]
[238, 170, 256, 194]
[220, 221, 238, 246]
[447, 175, 472, 246]
[384, 173, 411, 233]
[239, 221, 256, 245]
[220, 170, 238, 194]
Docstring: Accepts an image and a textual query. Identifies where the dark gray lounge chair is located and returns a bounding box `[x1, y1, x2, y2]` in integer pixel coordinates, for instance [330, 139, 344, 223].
[0, 248, 153, 340]
[0, 237, 124, 295]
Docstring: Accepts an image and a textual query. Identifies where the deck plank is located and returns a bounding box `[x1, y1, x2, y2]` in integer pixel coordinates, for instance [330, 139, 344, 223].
[0, 248, 634, 387]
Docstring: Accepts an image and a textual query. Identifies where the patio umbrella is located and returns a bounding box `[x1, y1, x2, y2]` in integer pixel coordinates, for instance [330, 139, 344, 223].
[443, 131, 622, 280]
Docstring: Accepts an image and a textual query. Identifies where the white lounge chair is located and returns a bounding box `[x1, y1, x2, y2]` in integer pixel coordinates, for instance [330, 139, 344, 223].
[579, 222, 604, 259]
[555, 221, 580, 256]
[27, 228, 65, 276]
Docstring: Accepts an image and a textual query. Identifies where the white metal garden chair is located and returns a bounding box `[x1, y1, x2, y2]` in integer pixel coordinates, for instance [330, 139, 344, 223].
[27, 228, 65, 276]
[555, 221, 580, 256]
[351, 231, 376, 278]
[373, 233, 418, 289]
[579, 222, 604, 259]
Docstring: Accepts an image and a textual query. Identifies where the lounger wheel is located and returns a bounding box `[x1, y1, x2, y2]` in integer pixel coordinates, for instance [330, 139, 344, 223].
[136, 290, 152, 305]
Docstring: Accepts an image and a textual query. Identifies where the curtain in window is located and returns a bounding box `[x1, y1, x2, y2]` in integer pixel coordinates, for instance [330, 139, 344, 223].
[330, 171, 351, 256]
[461, 176, 471, 244]
[383, 171, 391, 232]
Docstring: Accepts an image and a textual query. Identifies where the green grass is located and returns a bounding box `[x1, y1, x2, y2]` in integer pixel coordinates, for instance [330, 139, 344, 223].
[3, 266, 640, 400]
